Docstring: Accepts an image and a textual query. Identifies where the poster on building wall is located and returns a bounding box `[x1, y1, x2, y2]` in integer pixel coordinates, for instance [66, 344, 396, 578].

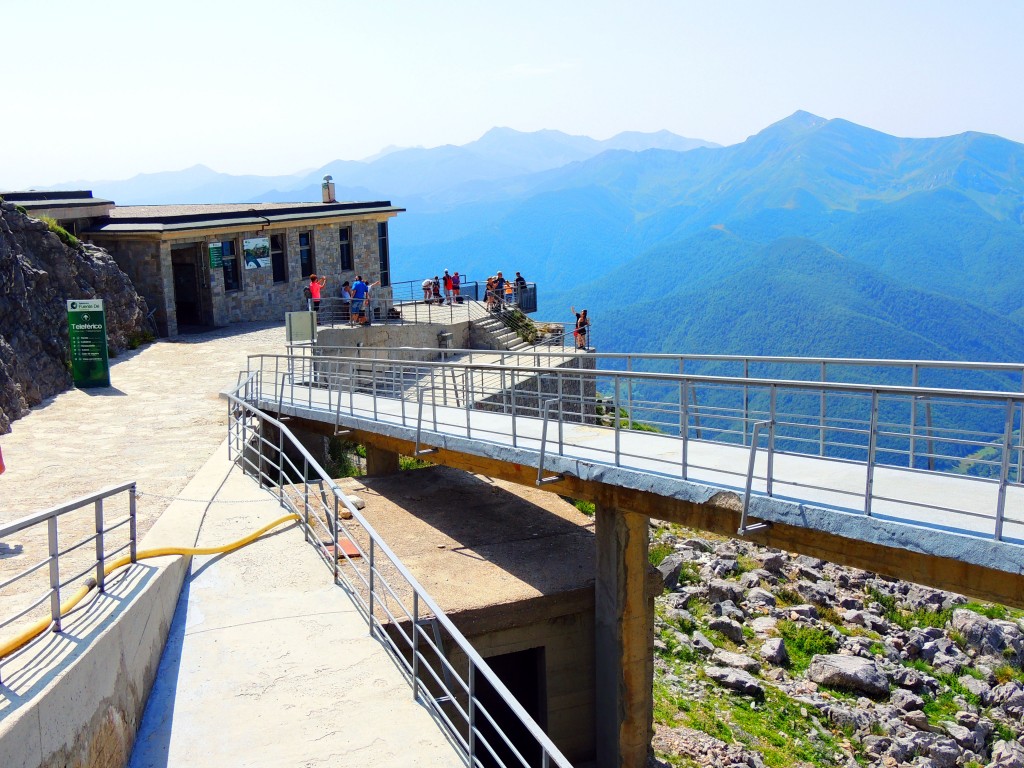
[67, 299, 110, 388]
[209, 242, 223, 268]
[243, 237, 271, 269]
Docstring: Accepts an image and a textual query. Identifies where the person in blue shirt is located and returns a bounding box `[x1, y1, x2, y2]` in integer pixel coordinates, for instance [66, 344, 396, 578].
[350, 275, 380, 325]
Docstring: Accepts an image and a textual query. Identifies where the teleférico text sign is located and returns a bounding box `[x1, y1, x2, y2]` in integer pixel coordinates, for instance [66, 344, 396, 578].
[67, 299, 110, 388]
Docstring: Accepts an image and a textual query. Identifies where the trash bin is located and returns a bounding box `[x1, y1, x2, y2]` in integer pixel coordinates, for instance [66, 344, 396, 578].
[438, 331, 454, 359]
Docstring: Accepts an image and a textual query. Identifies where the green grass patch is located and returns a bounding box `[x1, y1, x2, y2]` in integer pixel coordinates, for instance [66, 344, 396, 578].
[399, 454, 433, 470]
[40, 215, 81, 249]
[994, 664, 1024, 685]
[904, 659, 982, 724]
[666, 683, 850, 768]
[678, 561, 700, 585]
[326, 438, 365, 478]
[573, 499, 595, 516]
[736, 554, 759, 574]
[649, 542, 675, 567]
[778, 620, 838, 672]
[866, 587, 952, 630]
[962, 602, 1010, 620]
[774, 587, 802, 607]
[818, 605, 844, 626]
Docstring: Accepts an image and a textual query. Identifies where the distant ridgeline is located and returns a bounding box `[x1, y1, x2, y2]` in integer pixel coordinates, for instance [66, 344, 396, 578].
[54, 114, 1024, 462]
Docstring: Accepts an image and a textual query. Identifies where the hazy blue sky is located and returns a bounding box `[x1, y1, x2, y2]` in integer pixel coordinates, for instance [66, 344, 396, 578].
[3, 0, 1022, 189]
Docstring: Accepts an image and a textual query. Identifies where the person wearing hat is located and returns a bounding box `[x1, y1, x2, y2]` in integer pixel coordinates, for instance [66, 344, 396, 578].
[442, 269, 454, 305]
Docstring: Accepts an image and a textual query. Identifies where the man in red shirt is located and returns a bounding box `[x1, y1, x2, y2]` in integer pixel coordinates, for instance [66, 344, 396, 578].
[442, 270, 454, 305]
[309, 273, 327, 316]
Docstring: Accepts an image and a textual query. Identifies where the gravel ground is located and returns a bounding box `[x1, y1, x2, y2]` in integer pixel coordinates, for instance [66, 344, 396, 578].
[0, 322, 286, 589]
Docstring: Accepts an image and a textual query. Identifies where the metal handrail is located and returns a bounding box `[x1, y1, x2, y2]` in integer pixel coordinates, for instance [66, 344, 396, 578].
[283, 343, 1024, 389]
[246, 351, 1024, 544]
[224, 378, 573, 768]
[0, 481, 137, 680]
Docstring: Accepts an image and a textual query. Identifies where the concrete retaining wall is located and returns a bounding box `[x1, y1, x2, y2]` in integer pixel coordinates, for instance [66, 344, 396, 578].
[317, 320, 472, 356]
[0, 443, 231, 768]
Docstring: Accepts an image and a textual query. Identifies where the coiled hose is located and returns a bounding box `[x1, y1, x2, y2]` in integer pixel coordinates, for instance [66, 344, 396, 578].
[0, 513, 301, 660]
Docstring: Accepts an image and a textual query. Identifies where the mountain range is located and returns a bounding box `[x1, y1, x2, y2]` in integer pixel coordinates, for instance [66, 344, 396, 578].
[44, 113, 1024, 371]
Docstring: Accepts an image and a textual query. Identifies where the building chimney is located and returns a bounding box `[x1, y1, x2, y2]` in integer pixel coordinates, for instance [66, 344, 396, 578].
[322, 175, 336, 204]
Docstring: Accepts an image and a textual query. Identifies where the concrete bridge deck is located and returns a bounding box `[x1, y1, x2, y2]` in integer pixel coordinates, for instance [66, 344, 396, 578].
[255, 376, 1024, 607]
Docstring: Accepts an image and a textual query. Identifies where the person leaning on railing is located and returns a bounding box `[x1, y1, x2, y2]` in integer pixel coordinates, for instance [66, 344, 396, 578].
[571, 305, 590, 350]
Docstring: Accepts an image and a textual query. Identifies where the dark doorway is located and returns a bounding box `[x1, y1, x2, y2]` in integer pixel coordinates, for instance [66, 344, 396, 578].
[172, 262, 200, 326]
[171, 244, 211, 330]
[475, 646, 547, 768]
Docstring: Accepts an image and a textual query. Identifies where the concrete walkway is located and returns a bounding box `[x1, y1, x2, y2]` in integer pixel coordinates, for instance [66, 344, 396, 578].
[129, 441, 460, 768]
[0, 324, 461, 767]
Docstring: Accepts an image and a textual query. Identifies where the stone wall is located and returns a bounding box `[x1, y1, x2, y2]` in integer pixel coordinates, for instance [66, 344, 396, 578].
[92, 216, 393, 337]
[476, 354, 598, 422]
[0, 202, 151, 434]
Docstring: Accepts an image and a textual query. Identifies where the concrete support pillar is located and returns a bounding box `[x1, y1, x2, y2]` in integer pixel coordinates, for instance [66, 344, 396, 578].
[364, 443, 400, 476]
[594, 503, 654, 768]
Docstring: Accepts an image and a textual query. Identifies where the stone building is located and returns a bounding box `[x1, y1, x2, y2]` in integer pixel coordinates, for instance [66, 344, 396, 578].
[86, 200, 403, 337]
[1, 190, 403, 338]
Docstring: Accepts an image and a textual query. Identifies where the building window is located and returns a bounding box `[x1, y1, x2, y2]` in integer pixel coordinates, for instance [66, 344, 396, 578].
[377, 222, 390, 287]
[270, 234, 287, 283]
[299, 231, 315, 278]
[339, 226, 353, 271]
[222, 240, 240, 291]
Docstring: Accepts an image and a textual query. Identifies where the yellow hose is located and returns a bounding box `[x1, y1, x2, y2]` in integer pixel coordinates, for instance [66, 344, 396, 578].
[0, 513, 300, 660]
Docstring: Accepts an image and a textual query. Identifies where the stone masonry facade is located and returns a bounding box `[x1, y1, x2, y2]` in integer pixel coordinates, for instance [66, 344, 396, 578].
[93, 216, 392, 337]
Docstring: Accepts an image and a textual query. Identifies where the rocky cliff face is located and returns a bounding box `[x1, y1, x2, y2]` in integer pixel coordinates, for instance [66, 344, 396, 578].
[0, 201, 151, 433]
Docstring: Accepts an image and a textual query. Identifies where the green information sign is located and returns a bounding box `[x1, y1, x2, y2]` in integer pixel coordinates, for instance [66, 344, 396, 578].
[209, 242, 224, 268]
[67, 299, 110, 388]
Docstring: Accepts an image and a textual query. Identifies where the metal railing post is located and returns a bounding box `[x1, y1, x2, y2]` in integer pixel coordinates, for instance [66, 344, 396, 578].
[412, 593, 420, 700]
[333, 495, 340, 585]
[819, 362, 827, 456]
[739, 420, 773, 535]
[372, 361, 379, 421]
[278, 427, 285, 502]
[626, 356, 633, 425]
[48, 516, 62, 632]
[129, 483, 138, 564]
[994, 399, 1014, 540]
[680, 378, 689, 480]
[468, 664, 477, 765]
[510, 370, 518, 447]
[613, 376, 622, 466]
[925, 399, 935, 472]
[368, 538, 376, 638]
[910, 364, 920, 468]
[557, 373, 564, 454]
[767, 386, 777, 497]
[864, 390, 880, 516]
[743, 358, 750, 447]
[303, 460, 310, 543]
[94, 499, 105, 593]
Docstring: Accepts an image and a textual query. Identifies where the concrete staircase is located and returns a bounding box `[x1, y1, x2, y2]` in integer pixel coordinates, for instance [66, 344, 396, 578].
[472, 313, 531, 351]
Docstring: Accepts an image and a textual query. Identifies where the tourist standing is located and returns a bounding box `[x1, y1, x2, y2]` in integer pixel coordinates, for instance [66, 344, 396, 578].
[340, 280, 353, 323]
[308, 274, 327, 316]
[514, 271, 527, 299]
[452, 271, 461, 302]
[571, 306, 590, 350]
[442, 270, 453, 304]
[351, 275, 379, 325]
